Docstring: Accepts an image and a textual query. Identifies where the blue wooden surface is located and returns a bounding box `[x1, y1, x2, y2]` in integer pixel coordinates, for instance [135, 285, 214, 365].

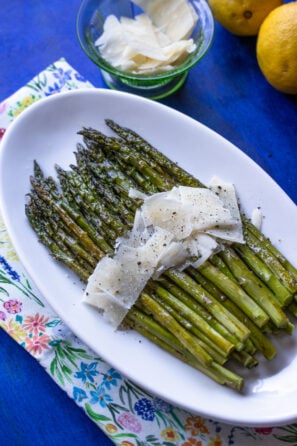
[0, 1, 296, 445]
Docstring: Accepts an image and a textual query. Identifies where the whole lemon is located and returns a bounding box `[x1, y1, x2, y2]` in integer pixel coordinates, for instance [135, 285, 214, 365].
[256, 2, 297, 94]
[208, 0, 283, 36]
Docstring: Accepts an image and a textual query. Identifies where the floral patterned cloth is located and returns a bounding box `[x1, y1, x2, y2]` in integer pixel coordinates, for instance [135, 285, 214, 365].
[0, 58, 296, 446]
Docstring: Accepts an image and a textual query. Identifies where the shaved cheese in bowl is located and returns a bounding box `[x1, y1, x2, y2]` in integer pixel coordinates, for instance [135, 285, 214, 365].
[83, 179, 244, 328]
[95, 0, 199, 74]
[133, 0, 198, 41]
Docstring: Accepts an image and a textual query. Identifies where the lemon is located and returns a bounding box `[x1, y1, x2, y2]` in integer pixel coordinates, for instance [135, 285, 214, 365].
[208, 0, 283, 36]
[256, 2, 297, 94]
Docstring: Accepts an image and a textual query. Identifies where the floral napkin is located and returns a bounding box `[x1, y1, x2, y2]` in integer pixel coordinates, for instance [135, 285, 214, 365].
[0, 58, 296, 446]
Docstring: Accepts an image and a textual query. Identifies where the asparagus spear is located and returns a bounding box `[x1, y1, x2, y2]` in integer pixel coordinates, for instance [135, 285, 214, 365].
[243, 215, 297, 282]
[30, 177, 105, 259]
[154, 277, 244, 352]
[171, 265, 269, 329]
[243, 228, 297, 294]
[188, 267, 277, 360]
[138, 292, 213, 367]
[25, 202, 90, 282]
[220, 247, 291, 329]
[147, 281, 236, 355]
[78, 128, 173, 192]
[56, 166, 128, 234]
[128, 315, 243, 390]
[104, 119, 203, 188]
[234, 242, 292, 307]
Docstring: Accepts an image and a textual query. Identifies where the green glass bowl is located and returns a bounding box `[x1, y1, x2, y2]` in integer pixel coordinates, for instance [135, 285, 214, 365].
[76, 0, 214, 99]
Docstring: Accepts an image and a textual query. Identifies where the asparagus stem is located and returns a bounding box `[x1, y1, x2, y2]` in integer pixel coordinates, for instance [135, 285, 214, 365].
[155, 277, 243, 352]
[197, 262, 269, 328]
[25, 203, 89, 282]
[288, 302, 297, 318]
[129, 305, 227, 365]
[30, 177, 105, 260]
[244, 226, 297, 294]
[79, 129, 173, 191]
[231, 350, 258, 368]
[104, 119, 204, 188]
[187, 267, 277, 360]
[234, 242, 293, 306]
[243, 215, 297, 282]
[220, 247, 290, 329]
[127, 306, 195, 355]
[166, 269, 251, 341]
[56, 165, 127, 236]
[43, 219, 95, 274]
[139, 292, 213, 367]
[148, 282, 235, 355]
[130, 320, 243, 390]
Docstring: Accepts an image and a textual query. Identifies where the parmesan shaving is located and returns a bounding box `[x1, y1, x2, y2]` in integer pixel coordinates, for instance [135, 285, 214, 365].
[208, 176, 245, 243]
[133, 0, 198, 41]
[251, 207, 263, 230]
[83, 180, 245, 328]
[95, 0, 198, 74]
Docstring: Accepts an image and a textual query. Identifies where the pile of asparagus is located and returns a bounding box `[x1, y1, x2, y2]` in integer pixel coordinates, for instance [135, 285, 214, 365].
[25, 119, 297, 391]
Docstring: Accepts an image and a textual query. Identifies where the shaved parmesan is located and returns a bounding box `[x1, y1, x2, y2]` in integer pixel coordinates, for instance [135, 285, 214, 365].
[133, 0, 198, 41]
[83, 180, 244, 328]
[95, 0, 198, 74]
[208, 176, 244, 243]
[251, 207, 263, 230]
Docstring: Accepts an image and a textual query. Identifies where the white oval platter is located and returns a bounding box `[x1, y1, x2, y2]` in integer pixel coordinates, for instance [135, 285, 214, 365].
[0, 89, 297, 427]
